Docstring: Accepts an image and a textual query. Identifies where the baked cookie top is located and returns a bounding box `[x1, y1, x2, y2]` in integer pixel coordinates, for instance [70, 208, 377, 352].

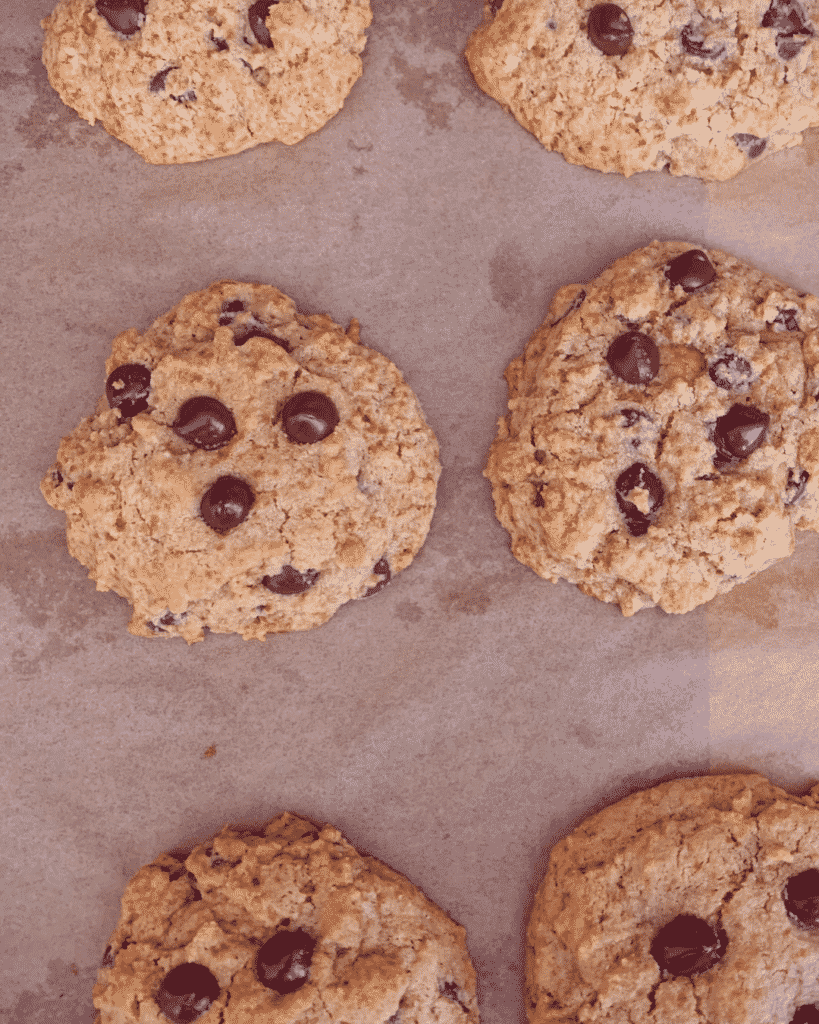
[41, 0, 372, 163]
[465, 0, 819, 180]
[526, 772, 819, 1024]
[40, 281, 440, 642]
[92, 812, 479, 1024]
[483, 240, 819, 616]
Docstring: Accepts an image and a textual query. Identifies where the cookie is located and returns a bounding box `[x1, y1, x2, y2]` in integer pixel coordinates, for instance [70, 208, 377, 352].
[92, 812, 479, 1024]
[40, 0, 372, 163]
[483, 240, 819, 616]
[465, 0, 819, 180]
[525, 772, 819, 1024]
[40, 280, 440, 642]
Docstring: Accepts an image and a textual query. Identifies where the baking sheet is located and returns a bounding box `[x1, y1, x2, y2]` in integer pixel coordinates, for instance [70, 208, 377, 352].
[3, 1, 819, 1022]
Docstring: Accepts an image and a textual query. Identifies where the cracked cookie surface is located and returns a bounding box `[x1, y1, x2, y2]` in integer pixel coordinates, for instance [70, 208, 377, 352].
[41, 0, 371, 163]
[526, 772, 819, 1024]
[465, 0, 819, 180]
[483, 240, 819, 616]
[92, 812, 479, 1024]
[40, 280, 440, 642]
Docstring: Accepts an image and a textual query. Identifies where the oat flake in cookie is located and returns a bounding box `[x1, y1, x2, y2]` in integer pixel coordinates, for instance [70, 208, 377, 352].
[465, 0, 819, 180]
[526, 773, 819, 1024]
[483, 240, 819, 616]
[91, 813, 479, 1024]
[40, 0, 372, 163]
[40, 281, 440, 642]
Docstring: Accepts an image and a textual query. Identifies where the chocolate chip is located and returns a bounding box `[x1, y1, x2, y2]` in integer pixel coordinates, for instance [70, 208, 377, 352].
[150, 66, 178, 93]
[733, 133, 767, 159]
[96, 0, 145, 35]
[615, 463, 664, 536]
[171, 89, 197, 104]
[772, 308, 800, 331]
[106, 363, 151, 418]
[232, 323, 290, 349]
[533, 484, 545, 507]
[256, 929, 315, 994]
[147, 610, 188, 633]
[778, 35, 809, 56]
[713, 403, 770, 466]
[218, 299, 245, 325]
[762, 0, 813, 34]
[249, 0, 279, 47]
[101, 945, 115, 968]
[605, 331, 659, 385]
[621, 408, 651, 427]
[156, 963, 220, 1024]
[281, 392, 339, 444]
[262, 565, 320, 595]
[792, 1005, 819, 1024]
[680, 22, 726, 58]
[550, 289, 586, 327]
[785, 468, 810, 505]
[200, 476, 255, 533]
[664, 249, 716, 292]
[708, 354, 753, 391]
[587, 3, 633, 55]
[488, 0, 504, 11]
[173, 397, 237, 451]
[783, 868, 819, 925]
[439, 981, 471, 1014]
[650, 914, 727, 977]
[209, 30, 229, 51]
[363, 557, 391, 597]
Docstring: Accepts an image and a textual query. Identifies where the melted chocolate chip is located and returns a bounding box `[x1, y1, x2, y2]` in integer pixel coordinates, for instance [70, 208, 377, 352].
[173, 396, 237, 450]
[96, 0, 145, 35]
[440, 981, 471, 1013]
[783, 868, 819, 925]
[363, 557, 391, 597]
[256, 929, 315, 994]
[708, 353, 753, 391]
[664, 249, 716, 292]
[218, 299, 245, 325]
[733, 133, 767, 159]
[106, 363, 151, 418]
[778, 34, 809, 56]
[587, 3, 633, 55]
[792, 1005, 819, 1024]
[262, 565, 320, 595]
[209, 30, 229, 51]
[615, 463, 664, 536]
[281, 392, 339, 444]
[232, 323, 290, 349]
[772, 308, 800, 331]
[533, 483, 545, 507]
[200, 476, 255, 533]
[785, 468, 810, 505]
[680, 22, 726, 58]
[713, 403, 770, 466]
[249, 0, 279, 47]
[156, 963, 220, 1024]
[488, 0, 504, 11]
[101, 945, 115, 968]
[762, 0, 813, 34]
[150, 66, 178, 92]
[605, 331, 659, 384]
[620, 408, 651, 427]
[650, 914, 727, 977]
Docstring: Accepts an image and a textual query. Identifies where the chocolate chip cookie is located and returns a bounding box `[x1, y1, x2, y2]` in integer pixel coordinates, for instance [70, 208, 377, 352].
[483, 240, 819, 616]
[465, 0, 819, 180]
[92, 812, 479, 1024]
[40, 280, 440, 642]
[526, 772, 819, 1024]
[41, 0, 372, 163]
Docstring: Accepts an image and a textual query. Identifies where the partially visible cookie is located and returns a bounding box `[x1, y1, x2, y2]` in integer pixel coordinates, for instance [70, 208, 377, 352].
[483, 240, 819, 616]
[92, 812, 479, 1024]
[41, 0, 371, 163]
[526, 772, 819, 1024]
[465, 0, 819, 180]
[40, 280, 440, 642]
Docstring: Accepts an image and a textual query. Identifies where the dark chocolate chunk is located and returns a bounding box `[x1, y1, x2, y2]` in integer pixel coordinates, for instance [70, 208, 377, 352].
[200, 476, 255, 533]
[650, 914, 727, 977]
[772, 307, 800, 331]
[713, 403, 770, 466]
[680, 22, 726, 58]
[249, 0, 279, 47]
[615, 463, 664, 536]
[209, 30, 229, 51]
[785, 468, 810, 505]
[218, 299, 246, 325]
[587, 4, 633, 55]
[708, 353, 753, 390]
[232, 323, 290, 349]
[281, 391, 339, 444]
[106, 363, 151, 418]
[664, 249, 716, 292]
[792, 1005, 819, 1024]
[605, 331, 660, 385]
[363, 557, 392, 597]
[783, 868, 819, 925]
[150, 66, 178, 93]
[256, 929, 315, 994]
[733, 133, 767, 159]
[262, 565, 320, 595]
[173, 396, 237, 451]
[96, 0, 145, 35]
[156, 963, 220, 1024]
[762, 0, 813, 34]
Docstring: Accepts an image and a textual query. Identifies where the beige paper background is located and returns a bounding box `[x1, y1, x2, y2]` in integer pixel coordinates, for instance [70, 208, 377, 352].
[2, 2, 819, 1023]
